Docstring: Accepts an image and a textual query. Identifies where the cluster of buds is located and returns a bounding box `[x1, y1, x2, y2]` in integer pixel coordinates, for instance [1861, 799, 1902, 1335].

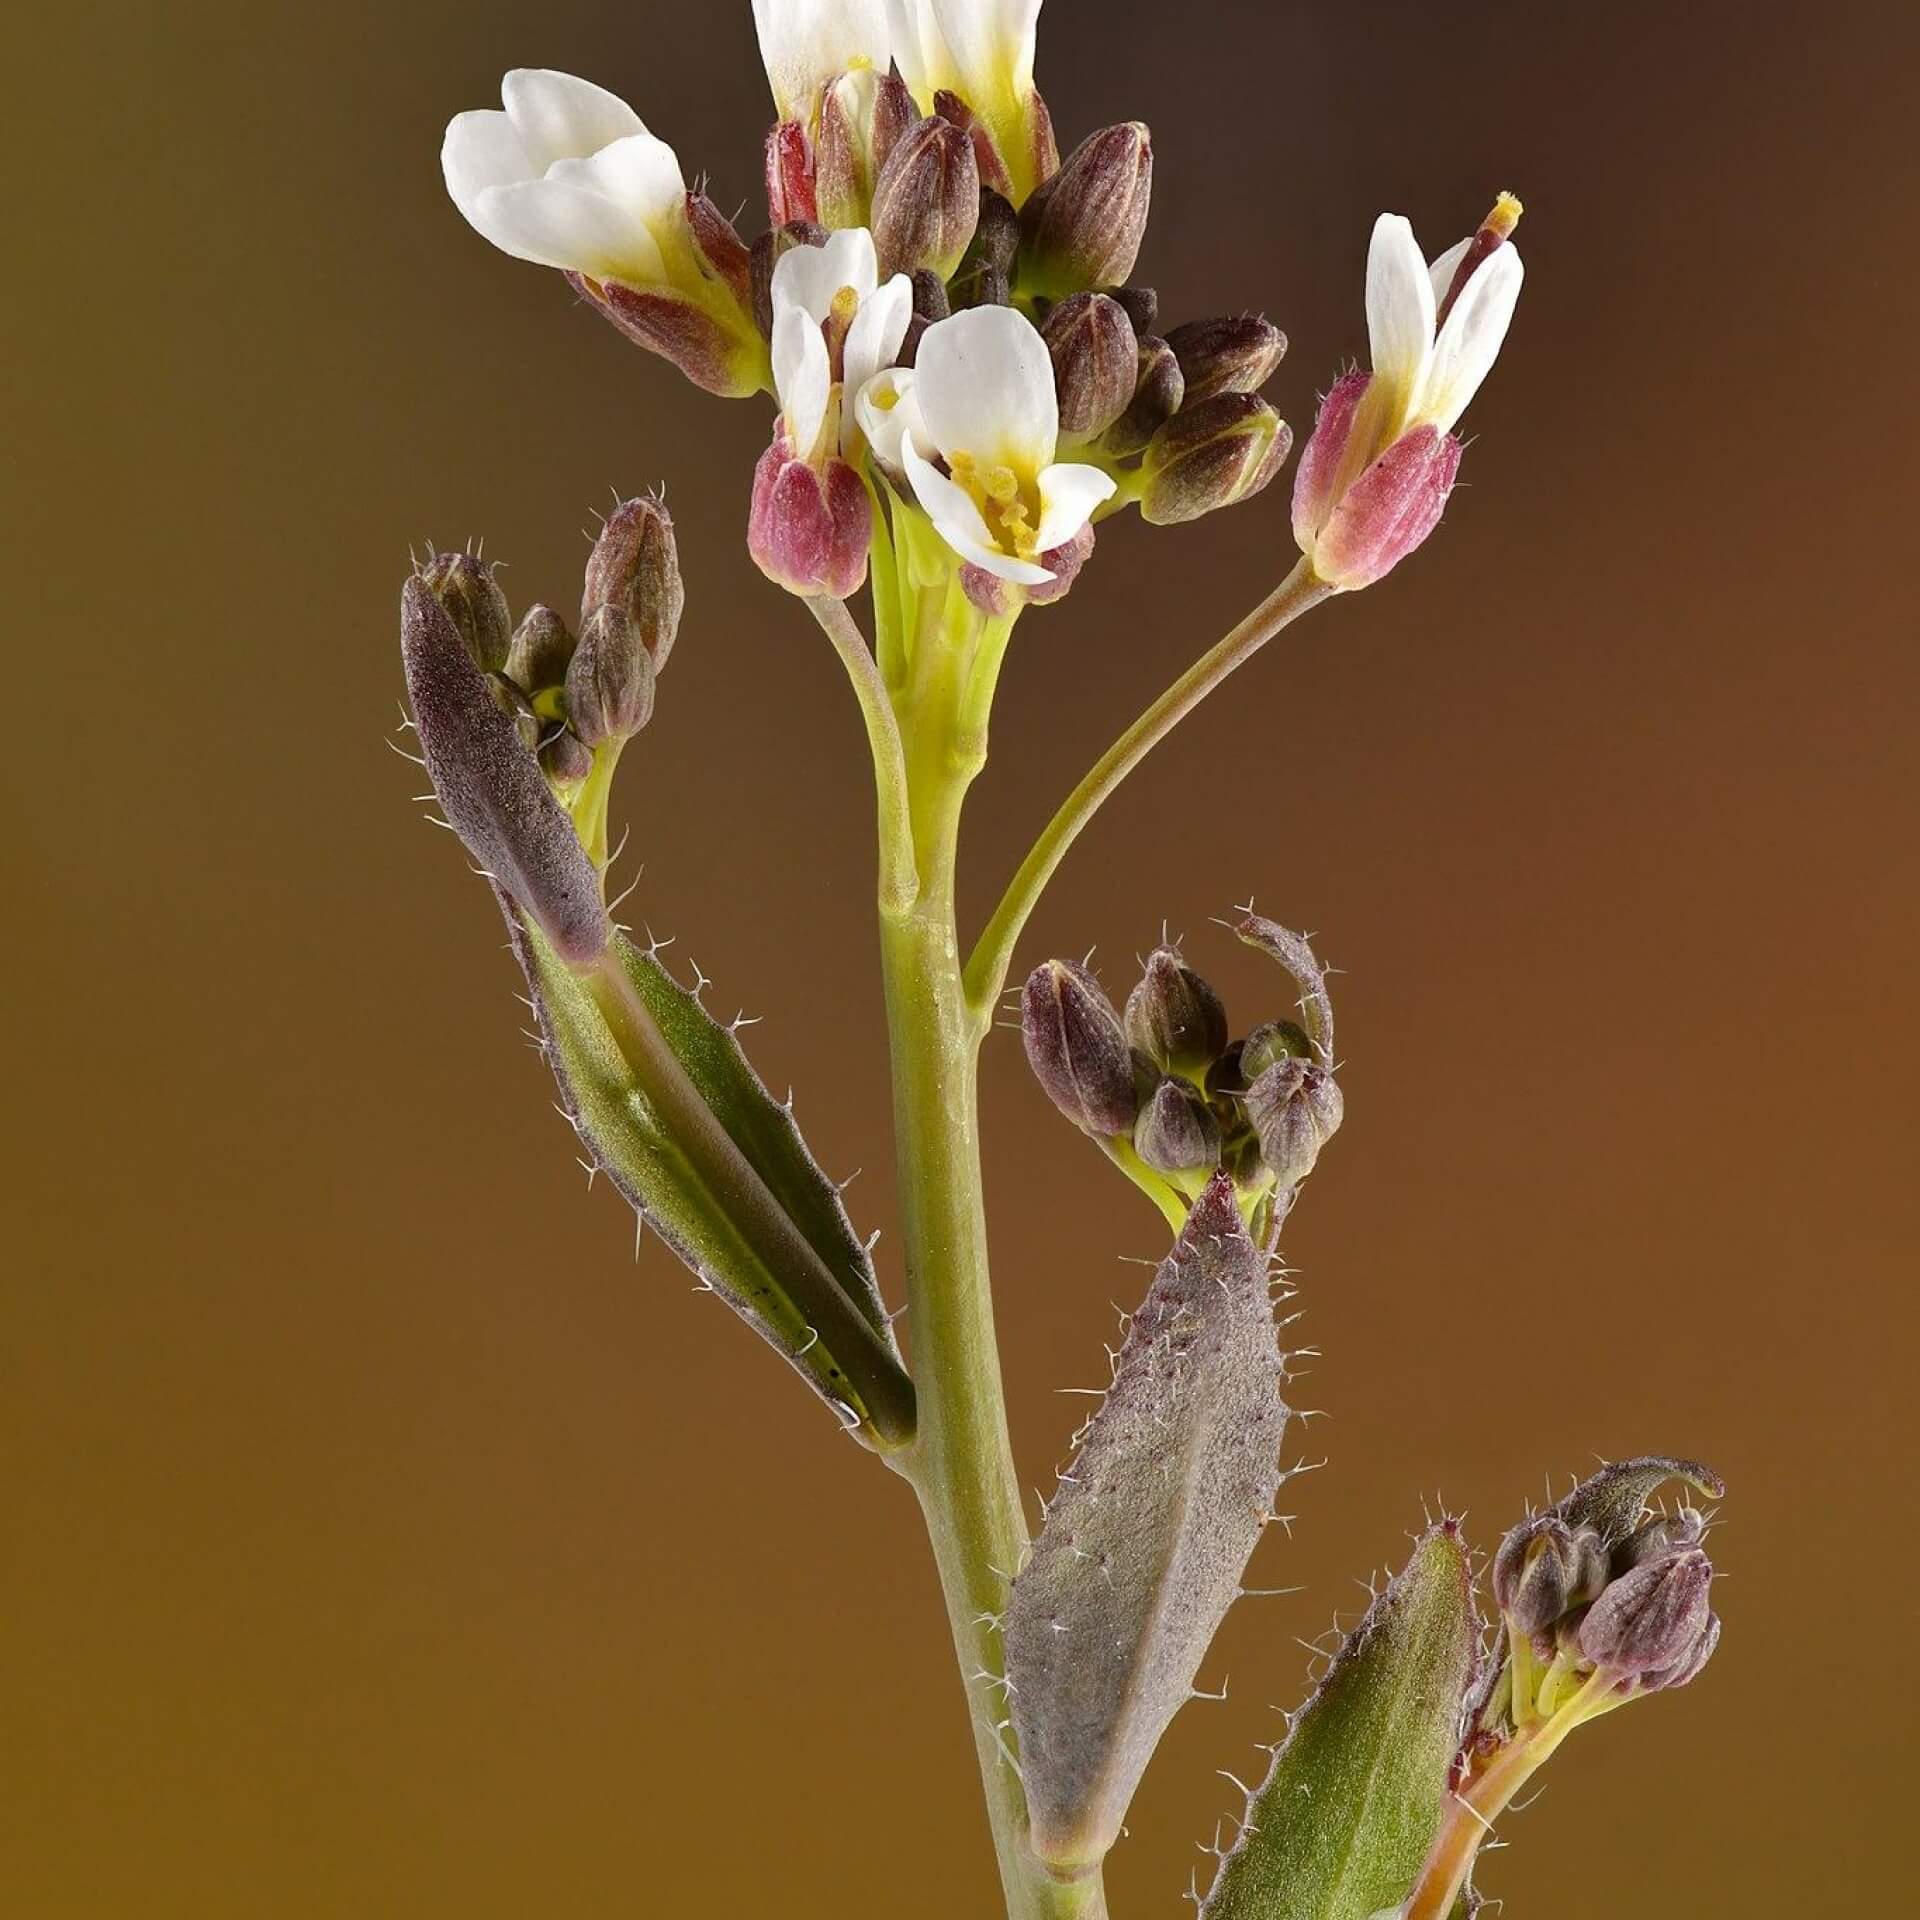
[411, 496, 682, 820]
[1459, 1457, 1725, 1811]
[1020, 932, 1343, 1231]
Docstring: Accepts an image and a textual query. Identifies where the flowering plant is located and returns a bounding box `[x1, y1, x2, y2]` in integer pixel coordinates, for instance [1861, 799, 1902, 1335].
[402, 8, 1722, 1915]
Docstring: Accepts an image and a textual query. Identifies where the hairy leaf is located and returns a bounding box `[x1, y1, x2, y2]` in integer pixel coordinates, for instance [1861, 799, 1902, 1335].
[1202, 1524, 1476, 1920]
[510, 907, 913, 1446]
[1007, 1174, 1287, 1869]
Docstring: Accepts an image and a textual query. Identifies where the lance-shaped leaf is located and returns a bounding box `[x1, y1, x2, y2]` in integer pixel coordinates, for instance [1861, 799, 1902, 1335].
[1234, 913, 1334, 1067]
[1006, 1174, 1287, 1870]
[509, 907, 915, 1449]
[1202, 1524, 1477, 1920]
[1553, 1455, 1724, 1550]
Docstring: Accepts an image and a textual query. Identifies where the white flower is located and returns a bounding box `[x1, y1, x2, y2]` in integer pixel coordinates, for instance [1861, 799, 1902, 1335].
[442, 70, 687, 284]
[752, 0, 893, 124]
[899, 306, 1115, 583]
[1353, 203, 1524, 461]
[854, 366, 930, 475]
[769, 229, 913, 462]
[886, 0, 1042, 112]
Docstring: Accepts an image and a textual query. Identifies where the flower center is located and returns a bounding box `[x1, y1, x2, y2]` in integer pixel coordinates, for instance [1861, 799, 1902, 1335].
[949, 450, 1040, 558]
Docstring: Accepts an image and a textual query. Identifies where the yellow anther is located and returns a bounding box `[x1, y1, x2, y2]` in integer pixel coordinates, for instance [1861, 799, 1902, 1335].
[1485, 191, 1524, 240]
[981, 464, 1020, 505]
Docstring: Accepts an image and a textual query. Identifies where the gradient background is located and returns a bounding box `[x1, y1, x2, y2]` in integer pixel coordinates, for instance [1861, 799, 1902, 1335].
[9, 1, 1917, 1913]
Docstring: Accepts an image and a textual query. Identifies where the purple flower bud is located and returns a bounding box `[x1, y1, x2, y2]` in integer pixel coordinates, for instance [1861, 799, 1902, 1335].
[1134, 1077, 1223, 1176]
[564, 604, 656, 749]
[1040, 293, 1139, 443]
[1101, 334, 1184, 458]
[1124, 946, 1229, 1075]
[1491, 1516, 1611, 1636]
[932, 90, 1013, 201]
[1640, 1609, 1721, 1693]
[873, 115, 980, 279]
[1164, 314, 1287, 405]
[583, 497, 684, 675]
[1108, 285, 1158, 337]
[764, 119, 817, 227]
[748, 430, 872, 601]
[504, 604, 575, 697]
[1021, 959, 1139, 1136]
[539, 726, 594, 788]
[1020, 123, 1153, 296]
[1578, 1548, 1715, 1683]
[816, 67, 916, 229]
[1141, 393, 1291, 526]
[1239, 1020, 1312, 1081]
[418, 549, 511, 674]
[1244, 1056, 1344, 1187]
[399, 575, 607, 966]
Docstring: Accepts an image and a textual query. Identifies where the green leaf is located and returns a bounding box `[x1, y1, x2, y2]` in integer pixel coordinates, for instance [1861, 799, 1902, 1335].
[1202, 1524, 1476, 1920]
[1007, 1175, 1288, 1871]
[509, 906, 914, 1448]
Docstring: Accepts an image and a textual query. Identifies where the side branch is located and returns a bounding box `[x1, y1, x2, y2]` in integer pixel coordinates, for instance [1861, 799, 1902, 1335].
[963, 559, 1335, 1015]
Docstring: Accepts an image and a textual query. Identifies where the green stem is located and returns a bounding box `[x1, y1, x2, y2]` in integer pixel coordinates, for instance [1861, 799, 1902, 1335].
[874, 591, 1106, 1920]
[964, 558, 1335, 1016]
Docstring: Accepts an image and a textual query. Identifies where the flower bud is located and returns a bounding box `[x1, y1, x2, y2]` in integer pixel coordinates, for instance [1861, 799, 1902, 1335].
[1577, 1548, 1715, 1684]
[1101, 335, 1183, 458]
[967, 189, 1022, 276]
[1140, 393, 1292, 526]
[1165, 314, 1287, 405]
[751, 220, 830, 339]
[1615, 1507, 1707, 1574]
[1293, 372, 1463, 590]
[1491, 1516, 1610, 1637]
[418, 549, 511, 675]
[564, 604, 657, 749]
[504, 604, 575, 697]
[816, 66, 916, 229]
[1019, 123, 1153, 296]
[583, 497, 684, 675]
[1124, 945, 1229, 1075]
[1244, 1056, 1344, 1187]
[765, 119, 817, 226]
[1204, 1042, 1246, 1103]
[1109, 285, 1158, 337]
[932, 89, 1013, 200]
[1239, 1020, 1312, 1081]
[873, 114, 981, 279]
[1134, 1077, 1223, 1177]
[1640, 1609, 1721, 1693]
[748, 431, 872, 600]
[539, 725, 595, 788]
[1040, 293, 1138, 443]
[1021, 959, 1139, 1137]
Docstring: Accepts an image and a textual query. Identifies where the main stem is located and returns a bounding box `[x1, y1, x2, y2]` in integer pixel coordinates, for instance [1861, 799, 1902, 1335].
[879, 645, 1107, 1920]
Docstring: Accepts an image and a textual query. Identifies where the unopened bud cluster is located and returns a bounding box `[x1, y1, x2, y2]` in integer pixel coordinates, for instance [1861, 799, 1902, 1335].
[1021, 938, 1343, 1218]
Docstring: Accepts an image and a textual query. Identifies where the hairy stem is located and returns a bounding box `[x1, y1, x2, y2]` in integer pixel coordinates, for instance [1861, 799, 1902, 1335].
[964, 559, 1335, 1014]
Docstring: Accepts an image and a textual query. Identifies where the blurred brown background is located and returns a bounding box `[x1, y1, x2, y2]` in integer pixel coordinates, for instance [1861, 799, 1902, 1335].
[7, 0, 1916, 1913]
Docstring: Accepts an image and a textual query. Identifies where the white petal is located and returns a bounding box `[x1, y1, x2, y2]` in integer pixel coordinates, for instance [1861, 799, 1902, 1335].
[905, 443, 1052, 584]
[500, 69, 646, 172]
[442, 110, 535, 225]
[771, 226, 881, 325]
[1364, 213, 1436, 403]
[1418, 245, 1523, 435]
[773, 306, 833, 463]
[550, 132, 686, 231]
[911, 306, 1058, 470]
[843, 273, 913, 396]
[855, 368, 931, 470]
[1426, 235, 1474, 312]
[470, 179, 663, 278]
[753, 0, 893, 121]
[1032, 461, 1116, 553]
[885, 0, 951, 96]
[931, 0, 1042, 96]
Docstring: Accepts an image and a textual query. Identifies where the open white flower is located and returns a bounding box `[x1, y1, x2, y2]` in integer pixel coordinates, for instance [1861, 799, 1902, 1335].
[769, 229, 913, 462]
[442, 70, 686, 284]
[886, 0, 1042, 113]
[753, 0, 893, 124]
[1344, 204, 1524, 484]
[898, 306, 1114, 584]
